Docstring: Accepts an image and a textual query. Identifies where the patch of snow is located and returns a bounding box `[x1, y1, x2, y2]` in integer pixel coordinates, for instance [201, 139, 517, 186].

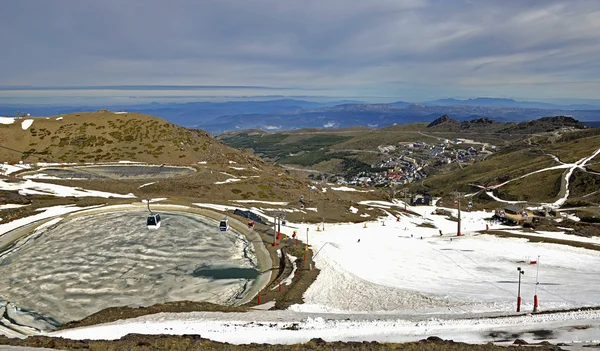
[113, 111, 127, 114]
[117, 160, 145, 164]
[22, 173, 63, 180]
[138, 182, 156, 188]
[0, 205, 97, 237]
[229, 166, 246, 170]
[565, 213, 581, 222]
[0, 204, 29, 210]
[215, 178, 241, 185]
[331, 186, 373, 193]
[0, 117, 16, 125]
[141, 198, 167, 203]
[360, 213, 370, 217]
[193, 203, 243, 212]
[198, 161, 207, 164]
[21, 119, 34, 130]
[0, 163, 33, 175]
[321, 188, 327, 193]
[349, 206, 358, 214]
[282, 253, 298, 285]
[485, 191, 526, 204]
[0, 179, 136, 198]
[228, 160, 237, 164]
[231, 200, 289, 205]
[56, 116, 63, 120]
[32, 217, 63, 232]
[305, 208, 318, 212]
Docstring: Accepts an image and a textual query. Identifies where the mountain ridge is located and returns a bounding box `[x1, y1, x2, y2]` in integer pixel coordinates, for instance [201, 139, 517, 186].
[3, 98, 600, 134]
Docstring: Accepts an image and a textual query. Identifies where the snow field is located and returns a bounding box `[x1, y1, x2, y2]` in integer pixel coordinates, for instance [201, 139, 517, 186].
[49, 308, 600, 345]
[0, 179, 135, 198]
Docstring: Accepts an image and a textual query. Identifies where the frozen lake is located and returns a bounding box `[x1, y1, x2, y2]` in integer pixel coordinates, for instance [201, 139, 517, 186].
[0, 211, 258, 324]
[21, 165, 195, 180]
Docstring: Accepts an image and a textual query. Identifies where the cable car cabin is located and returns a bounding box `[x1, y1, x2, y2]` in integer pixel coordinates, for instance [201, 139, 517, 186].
[219, 219, 229, 232]
[147, 214, 161, 230]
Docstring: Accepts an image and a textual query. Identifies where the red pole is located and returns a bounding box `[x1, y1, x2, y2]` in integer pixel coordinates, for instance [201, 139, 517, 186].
[303, 253, 306, 261]
[295, 239, 298, 246]
[517, 296, 521, 312]
[278, 283, 282, 292]
[533, 295, 539, 312]
[257, 295, 261, 305]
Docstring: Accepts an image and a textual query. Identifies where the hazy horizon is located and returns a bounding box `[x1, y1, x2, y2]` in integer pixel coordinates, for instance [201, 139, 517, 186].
[2, 85, 600, 107]
[2, 0, 600, 105]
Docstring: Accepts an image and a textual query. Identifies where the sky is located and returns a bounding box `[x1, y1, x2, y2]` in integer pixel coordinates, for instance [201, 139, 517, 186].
[1, 0, 600, 104]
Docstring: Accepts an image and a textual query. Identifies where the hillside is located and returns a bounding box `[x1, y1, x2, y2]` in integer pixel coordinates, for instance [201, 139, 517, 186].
[0, 112, 387, 226]
[0, 111, 254, 165]
[217, 116, 600, 207]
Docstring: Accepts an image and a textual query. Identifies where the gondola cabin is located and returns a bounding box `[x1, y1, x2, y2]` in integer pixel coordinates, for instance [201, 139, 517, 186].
[219, 219, 229, 232]
[147, 213, 161, 230]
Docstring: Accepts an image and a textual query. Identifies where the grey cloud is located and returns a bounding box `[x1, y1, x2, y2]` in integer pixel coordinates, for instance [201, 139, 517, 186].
[1, 0, 599, 100]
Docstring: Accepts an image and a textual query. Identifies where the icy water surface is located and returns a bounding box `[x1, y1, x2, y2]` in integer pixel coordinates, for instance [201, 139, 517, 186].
[0, 211, 257, 324]
[22, 165, 195, 180]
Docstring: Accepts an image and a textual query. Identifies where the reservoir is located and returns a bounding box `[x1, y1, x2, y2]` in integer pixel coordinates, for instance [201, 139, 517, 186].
[0, 210, 258, 325]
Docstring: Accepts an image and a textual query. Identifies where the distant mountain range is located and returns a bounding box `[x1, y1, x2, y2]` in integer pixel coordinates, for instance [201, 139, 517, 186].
[421, 97, 600, 110]
[2, 97, 600, 134]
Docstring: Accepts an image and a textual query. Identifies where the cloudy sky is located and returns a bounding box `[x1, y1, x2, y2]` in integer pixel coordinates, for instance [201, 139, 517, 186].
[1, 0, 600, 103]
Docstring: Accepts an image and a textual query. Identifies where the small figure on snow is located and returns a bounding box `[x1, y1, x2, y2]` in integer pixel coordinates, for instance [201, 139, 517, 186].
[357, 239, 361, 243]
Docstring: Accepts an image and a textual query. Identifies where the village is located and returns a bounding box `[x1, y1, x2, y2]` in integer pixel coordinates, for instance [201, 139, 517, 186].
[338, 138, 495, 188]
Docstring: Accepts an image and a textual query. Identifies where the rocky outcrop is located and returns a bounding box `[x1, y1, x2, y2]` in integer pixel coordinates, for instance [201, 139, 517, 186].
[426, 115, 459, 128]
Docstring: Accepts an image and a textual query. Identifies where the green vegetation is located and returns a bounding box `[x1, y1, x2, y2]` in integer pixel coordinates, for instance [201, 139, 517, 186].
[220, 133, 352, 161]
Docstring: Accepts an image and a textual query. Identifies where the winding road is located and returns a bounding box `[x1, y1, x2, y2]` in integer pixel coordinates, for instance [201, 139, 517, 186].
[469, 146, 600, 208]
